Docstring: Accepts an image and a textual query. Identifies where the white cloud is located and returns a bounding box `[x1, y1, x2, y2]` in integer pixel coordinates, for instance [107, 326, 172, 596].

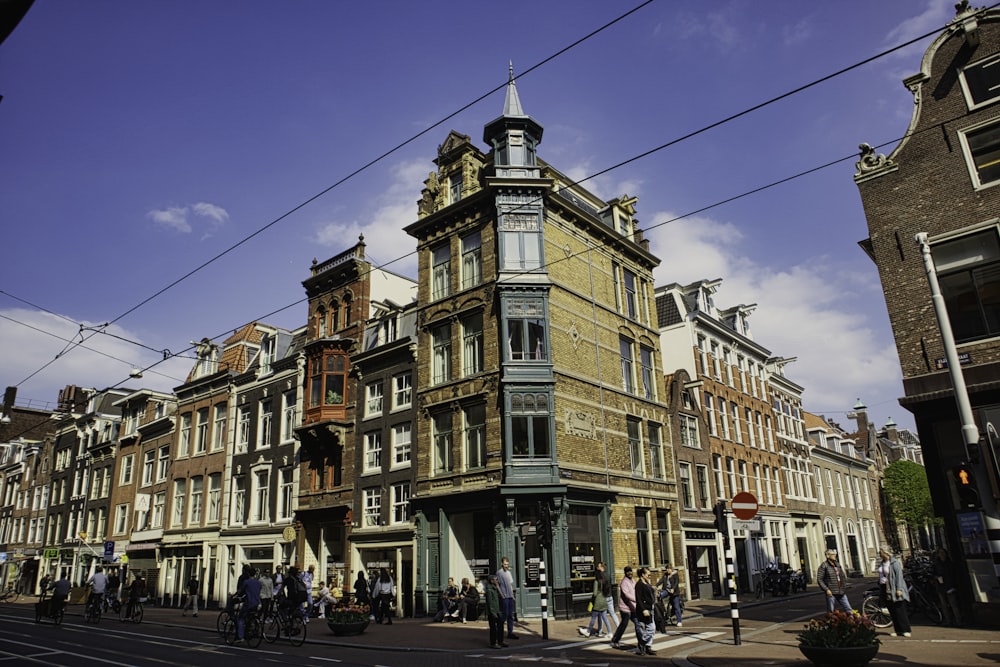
[147, 206, 191, 233]
[147, 201, 230, 238]
[648, 212, 908, 428]
[0, 308, 190, 409]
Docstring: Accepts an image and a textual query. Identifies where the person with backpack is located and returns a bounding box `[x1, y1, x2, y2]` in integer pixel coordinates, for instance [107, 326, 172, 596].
[283, 566, 310, 622]
[182, 573, 200, 617]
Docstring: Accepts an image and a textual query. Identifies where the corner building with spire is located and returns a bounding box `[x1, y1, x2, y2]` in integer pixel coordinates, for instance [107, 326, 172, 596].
[404, 70, 681, 618]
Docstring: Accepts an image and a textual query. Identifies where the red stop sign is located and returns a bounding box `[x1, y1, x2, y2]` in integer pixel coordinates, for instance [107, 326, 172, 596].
[731, 492, 759, 520]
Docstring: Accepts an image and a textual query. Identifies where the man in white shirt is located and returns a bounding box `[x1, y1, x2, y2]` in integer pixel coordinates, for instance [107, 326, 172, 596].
[86, 566, 108, 610]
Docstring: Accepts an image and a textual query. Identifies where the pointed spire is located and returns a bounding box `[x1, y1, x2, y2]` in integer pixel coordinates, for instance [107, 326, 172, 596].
[503, 61, 525, 117]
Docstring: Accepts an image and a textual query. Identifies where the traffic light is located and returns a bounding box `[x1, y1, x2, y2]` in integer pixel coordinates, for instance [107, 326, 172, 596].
[953, 463, 981, 510]
[536, 501, 552, 549]
[713, 501, 728, 533]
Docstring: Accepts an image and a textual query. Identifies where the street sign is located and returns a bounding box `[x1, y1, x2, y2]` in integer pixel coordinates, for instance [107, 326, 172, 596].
[103, 541, 115, 561]
[732, 519, 762, 532]
[731, 492, 759, 520]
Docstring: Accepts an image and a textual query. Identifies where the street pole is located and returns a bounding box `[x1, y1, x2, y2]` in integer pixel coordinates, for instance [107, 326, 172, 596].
[540, 549, 548, 640]
[916, 232, 1000, 587]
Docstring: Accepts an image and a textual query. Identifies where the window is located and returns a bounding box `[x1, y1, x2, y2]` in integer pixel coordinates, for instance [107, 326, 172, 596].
[365, 381, 384, 417]
[464, 403, 486, 470]
[258, 399, 272, 449]
[260, 335, 276, 375]
[712, 454, 724, 500]
[648, 422, 663, 479]
[506, 299, 547, 361]
[178, 413, 192, 457]
[719, 398, 731, 440]
[710, 341, 722, 379]
[237, 406, 251, 452]
[279, 391, 295, 442]
[309, 353, 347, 407]
[962, 121, 1000, 188]
[726, 457, 737, 497]
[120, 454, 134, 485]
[208, 473, 222, 523]
[628, 417, 643, 475]
[680, 414, 699, 448]
[194, 407, 208, 454]
[189, 476, 203, 525]
[432, 244, 451, 301]
[932, 229, 1000, 342]
[635, 509, 651, 568]
[231, 477, 245, 525]
[696, 464, 710, 508]
[278, 468, 293, 520]
[731, 403, 742, 443]
[697, 335, 710, 377]
[252, 469, 269, 523]
[391, 482, 411, 524]
[510, 392, 551, 459]
[212, 403, 227, 451]
[114, 503, 129, 535]
[433, 412, 453, 473]
[639, 345, 655, 400]
[363, 431, 382, 473]
[172, 479, 186, 527]
[392, 372, 412, 409]
[157, 446, 170, 482]
[462, 312, 484, 376]
[679, 462, 694, 508]
[392, 423, 412, 467]
[461, 230, 482, 289]
[449, 173, 462, 204]
[704, 394, 717, 436]
[363, 487, 381, 527]
[620, 337, 635, 394]
[499, 209, 543, 271]
[150, 491, 167, 528]
[622, 268, 638, 319]
[432, 324, 452, 384]
[960, 52, 1000, 110]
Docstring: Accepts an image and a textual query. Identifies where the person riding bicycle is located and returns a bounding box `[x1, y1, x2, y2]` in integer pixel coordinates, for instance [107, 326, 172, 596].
[656, 565, 683, 627]
[125, 572, 147, 616]
[235, 570, 261, 643]
[48, 574, 71, 615]
[86, 566, 108, 613]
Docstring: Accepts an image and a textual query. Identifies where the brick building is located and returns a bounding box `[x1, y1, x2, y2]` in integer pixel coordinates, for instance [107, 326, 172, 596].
[855, 2, 1000, 621]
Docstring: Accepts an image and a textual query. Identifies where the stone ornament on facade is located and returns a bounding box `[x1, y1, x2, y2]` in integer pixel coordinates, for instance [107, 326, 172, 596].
[853, 143, 897, 182]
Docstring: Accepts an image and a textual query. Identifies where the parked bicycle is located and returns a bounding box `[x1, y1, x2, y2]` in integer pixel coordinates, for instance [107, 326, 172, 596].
[119, 596, 143, 623]
[262, 605, 307, 647]
[0, 585, 20, 604]
[860, 587, 892, 628]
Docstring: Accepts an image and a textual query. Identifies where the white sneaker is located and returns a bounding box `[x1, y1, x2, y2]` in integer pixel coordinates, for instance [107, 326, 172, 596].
[676, 622, 683, 627]
[902, 632, 911, 637]
[578, 627, 591, 637]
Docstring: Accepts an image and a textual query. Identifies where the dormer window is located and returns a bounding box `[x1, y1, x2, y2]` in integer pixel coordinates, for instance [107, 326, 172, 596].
[960, 52, 1000, 110]
[260, 335, 276, 375]
[449, 173, 462, 204]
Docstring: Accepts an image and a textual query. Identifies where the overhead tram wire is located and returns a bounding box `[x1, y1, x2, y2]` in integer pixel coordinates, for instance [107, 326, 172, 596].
[5, 1, 656, 389]
[14, 4, 992, 393]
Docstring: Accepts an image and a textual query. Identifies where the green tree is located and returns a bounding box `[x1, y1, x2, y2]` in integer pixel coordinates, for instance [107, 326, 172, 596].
[882, 460, 936, 552]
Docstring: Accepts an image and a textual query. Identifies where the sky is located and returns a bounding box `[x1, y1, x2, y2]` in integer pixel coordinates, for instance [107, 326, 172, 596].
[0, 0, 959, 433]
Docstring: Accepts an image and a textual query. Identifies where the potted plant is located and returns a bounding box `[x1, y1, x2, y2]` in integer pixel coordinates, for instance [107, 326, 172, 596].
[326, 602, 371, 636]
[797, 610, 881, 667]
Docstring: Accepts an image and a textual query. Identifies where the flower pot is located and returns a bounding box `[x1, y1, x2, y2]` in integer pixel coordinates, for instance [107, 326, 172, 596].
[327, 619, 370, 636]
[799, 644, 879, 667]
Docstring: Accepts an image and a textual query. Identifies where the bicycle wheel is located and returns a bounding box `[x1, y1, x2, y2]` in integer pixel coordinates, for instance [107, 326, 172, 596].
[132, 603, 143, 624]
[119, 603, 130, 622]
[245, 616, 263, 649]
[217, 610, 231, 636]
[262, 613, 279, 644]
[287, 615, 306, 647]
[912, 589, 944, 624]
[223, 618, 238, 646]
[861, 595, 892, 628]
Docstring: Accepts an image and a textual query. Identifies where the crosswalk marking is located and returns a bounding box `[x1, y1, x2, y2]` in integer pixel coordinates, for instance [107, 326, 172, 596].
[546, 630, 724, 652]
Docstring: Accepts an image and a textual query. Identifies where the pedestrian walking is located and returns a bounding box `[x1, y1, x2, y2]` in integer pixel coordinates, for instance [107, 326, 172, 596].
[878, 545, 912, 637]
[816, 549, 852, 613]
[609, 566, 636, 649]
[633, 567, 656, 656]
[182, 574, 200, 616]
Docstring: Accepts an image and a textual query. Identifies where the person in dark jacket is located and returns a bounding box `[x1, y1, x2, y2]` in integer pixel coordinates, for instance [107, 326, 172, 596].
[455, 577, 480, 623]
[354, 570, 369, 607]
[485, 574, 506, 649]
[633, 567, 656, 656]
[816, 549, 851, 613]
